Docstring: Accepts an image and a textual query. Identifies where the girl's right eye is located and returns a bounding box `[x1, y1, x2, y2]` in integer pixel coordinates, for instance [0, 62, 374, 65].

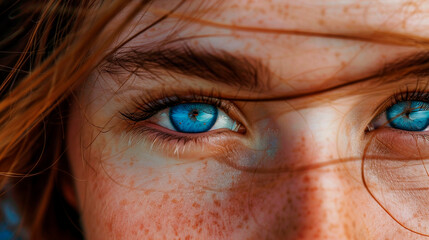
[372, 100, 429, 131]
[151, 102, 241, 133]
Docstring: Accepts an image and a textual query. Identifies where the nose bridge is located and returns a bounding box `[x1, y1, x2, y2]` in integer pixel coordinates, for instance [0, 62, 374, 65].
[269, 104, 343, 168]
[258, 106, 363, 239]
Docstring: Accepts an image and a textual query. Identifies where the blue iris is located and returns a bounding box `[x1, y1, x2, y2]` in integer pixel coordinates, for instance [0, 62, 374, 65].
[386, 101, 429, 131]
[169, 103, 218, 133]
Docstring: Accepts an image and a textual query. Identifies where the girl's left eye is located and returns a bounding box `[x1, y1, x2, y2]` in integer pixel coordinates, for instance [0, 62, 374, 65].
[371, 100, 429, 131]
[151, 103, 241, 133]
[386, 101, 429, 131]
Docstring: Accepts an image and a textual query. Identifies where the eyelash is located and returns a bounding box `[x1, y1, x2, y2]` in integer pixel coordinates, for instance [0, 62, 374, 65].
[121, 93, 230, 121]
[120, 92, 243, 147]
[390, 88, 429, 104]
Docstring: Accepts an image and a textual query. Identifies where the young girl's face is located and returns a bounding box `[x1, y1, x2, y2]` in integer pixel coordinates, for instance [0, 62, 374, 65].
[66, 0, 429, 239]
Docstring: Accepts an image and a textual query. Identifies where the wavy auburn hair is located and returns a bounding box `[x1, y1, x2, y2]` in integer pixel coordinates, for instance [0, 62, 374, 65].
[2, 0, 429, 239]
[0, 0, 160, 238]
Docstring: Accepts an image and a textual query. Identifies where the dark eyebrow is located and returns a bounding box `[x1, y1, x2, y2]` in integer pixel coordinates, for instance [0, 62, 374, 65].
[379, 51, 429, 79]
[102, 45, 429, 99]
[102, 45, 270, 91]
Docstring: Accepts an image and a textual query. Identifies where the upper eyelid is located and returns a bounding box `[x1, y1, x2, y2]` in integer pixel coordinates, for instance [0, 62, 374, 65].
[120, 94, 234, 122]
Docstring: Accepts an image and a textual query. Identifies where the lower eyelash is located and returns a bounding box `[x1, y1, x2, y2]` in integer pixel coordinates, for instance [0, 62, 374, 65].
[125, 124, 241, 156]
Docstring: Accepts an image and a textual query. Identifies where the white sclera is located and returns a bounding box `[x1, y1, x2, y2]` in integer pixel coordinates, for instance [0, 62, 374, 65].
[152, 107, 240, 132]
[370, 109, 429, 131]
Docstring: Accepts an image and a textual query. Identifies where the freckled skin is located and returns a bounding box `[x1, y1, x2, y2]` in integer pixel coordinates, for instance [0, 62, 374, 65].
[67, 0, 429, 239]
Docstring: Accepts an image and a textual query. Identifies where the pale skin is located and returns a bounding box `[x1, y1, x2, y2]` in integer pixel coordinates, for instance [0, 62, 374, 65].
[66, 0, 429, 239]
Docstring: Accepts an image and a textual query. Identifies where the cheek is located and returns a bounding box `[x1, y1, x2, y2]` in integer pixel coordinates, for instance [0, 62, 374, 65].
[67, 125, 364, 240]
[66, 102, 404, 240]
[71, 156, 366, 240]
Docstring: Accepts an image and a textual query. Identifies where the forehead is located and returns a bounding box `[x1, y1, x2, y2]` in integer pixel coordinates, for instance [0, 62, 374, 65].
[106, 0, 429, 94]
[152, 0, 429, 34]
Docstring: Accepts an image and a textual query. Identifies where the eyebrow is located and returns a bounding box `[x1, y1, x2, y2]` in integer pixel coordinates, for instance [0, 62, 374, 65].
[102, 45, 270, 91]
[102, 45, 429, 99]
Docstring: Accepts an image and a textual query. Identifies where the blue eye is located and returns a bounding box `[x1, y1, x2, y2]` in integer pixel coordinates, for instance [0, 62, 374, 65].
[152, 102, 240, 133]
[386, 101, 429, 131]
[169, 103, 218, 133]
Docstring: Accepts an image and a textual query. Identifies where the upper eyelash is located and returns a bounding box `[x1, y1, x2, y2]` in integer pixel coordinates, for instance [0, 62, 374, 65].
[120, 93, 232, 122]
[376, 85, 429, 115]
[392, 89, 429, 103]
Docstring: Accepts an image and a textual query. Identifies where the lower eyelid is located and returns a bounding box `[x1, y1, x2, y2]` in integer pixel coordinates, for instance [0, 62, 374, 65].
[126, 124, 246, 159]
[367, 127, 429, 157]
[141, 122, 234, 137]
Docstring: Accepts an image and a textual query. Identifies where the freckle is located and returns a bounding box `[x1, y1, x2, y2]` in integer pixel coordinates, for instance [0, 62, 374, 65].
[318, 19, 325, 26]
[139, 224, 144, 230]
[320, 8, 326, 16]
[119, 199, 128, 206]
[107, 219, 113, 232]
[162, 193, 170, 201]
[303, 175, 310, 183]
[343, 7, 349, 13]
[192, 202, 200, 208]
[213, 199, 221, 207]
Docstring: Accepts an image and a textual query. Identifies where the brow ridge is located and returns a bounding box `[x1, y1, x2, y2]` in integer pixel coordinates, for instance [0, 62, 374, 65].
[103, 45, 429, 101]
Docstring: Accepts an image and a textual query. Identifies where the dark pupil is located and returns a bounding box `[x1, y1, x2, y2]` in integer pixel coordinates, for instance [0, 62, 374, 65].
[405, 106, 421, 118]
[189, 109, 199, 119]
[405, 110, 411, 117]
